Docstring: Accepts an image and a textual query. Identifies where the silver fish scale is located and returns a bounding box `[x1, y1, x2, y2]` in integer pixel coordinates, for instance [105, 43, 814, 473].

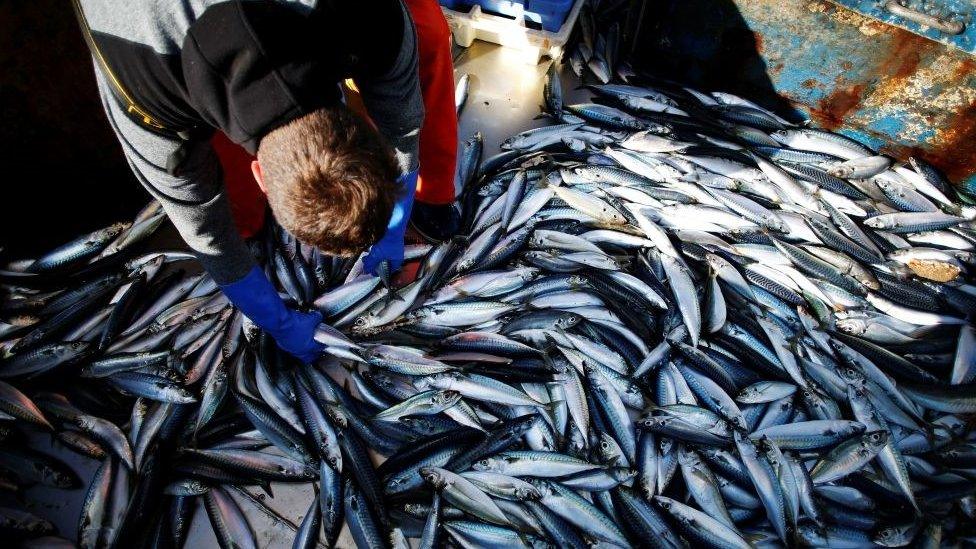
[3, 14, 976, 549]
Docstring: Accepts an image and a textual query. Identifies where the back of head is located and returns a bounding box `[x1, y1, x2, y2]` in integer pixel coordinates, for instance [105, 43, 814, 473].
[257, 106, 398, 256]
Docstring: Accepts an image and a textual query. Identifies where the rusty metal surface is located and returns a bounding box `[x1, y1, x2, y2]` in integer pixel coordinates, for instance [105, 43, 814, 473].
[633, 0, 976, 189]
[829, 0, 974, 54]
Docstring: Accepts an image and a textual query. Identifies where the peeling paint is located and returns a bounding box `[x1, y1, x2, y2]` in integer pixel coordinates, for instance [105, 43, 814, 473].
[633, 0, 975, 186]
[805, 0, 888, 36]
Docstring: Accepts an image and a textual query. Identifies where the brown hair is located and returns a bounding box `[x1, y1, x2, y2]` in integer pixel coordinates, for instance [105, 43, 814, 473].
[257, 106, 398, 256]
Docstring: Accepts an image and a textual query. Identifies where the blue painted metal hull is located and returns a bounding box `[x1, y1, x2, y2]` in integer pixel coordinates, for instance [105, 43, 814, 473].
[632, 0, 976, 189]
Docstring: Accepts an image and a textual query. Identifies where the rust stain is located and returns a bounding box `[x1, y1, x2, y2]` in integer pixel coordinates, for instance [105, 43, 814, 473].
[810, 83, 866, 131]
[804, 22, 933, 133]
[882, 102, 976, 184]
[954, 58, 976, 80]
[753, 32, 764, 54]
[921, 102, 976, 183]
[863, 30, 936, 110]
[878, 32, 931, 80]
[801, 78, 819, 89]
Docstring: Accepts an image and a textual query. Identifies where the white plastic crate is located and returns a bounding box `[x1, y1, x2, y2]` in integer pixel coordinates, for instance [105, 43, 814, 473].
[441, 0, 585, 64]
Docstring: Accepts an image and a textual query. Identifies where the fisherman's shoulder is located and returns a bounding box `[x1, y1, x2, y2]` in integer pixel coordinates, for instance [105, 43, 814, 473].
[76, 0, 324, 54]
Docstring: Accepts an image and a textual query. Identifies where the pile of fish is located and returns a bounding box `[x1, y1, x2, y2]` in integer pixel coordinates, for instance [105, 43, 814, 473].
[566, 0, 631, 84]
[4, 64, 976, 549]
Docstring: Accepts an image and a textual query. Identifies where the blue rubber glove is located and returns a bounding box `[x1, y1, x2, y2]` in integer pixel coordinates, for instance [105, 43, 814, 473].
[362, 169, 419, 276]
[219, 266, 324, 363]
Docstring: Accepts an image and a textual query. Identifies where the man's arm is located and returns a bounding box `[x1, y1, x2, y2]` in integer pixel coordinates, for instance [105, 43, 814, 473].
[93, 70, 254, 285]
[355, 0, 425, 175]
[353, 0, 424, 275]
[94, 69, 323, 363]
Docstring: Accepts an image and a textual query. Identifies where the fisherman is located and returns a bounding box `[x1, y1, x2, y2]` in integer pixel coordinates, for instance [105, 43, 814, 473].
[74, 0, 460, 363]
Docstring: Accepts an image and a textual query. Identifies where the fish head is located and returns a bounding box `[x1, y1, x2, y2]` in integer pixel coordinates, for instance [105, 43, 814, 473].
[351, 314, 376, 333]
[874, 177, 895, 192]
[403, 308, 431, 324]
[556, 312, 584, 330]
[736, 386, 760, 402]
[427, 372, 459, 390]
[828, 165, 853, 178]
[873, 524, 916, 547]
[797, 524, 830, 546]
[703, 253, 726, 272]
[507, 414, 542, 438]
[358, 346, 385, 364]
[322, 404, 349, 428]
[733, 431, 758, 456]
[514, 485, 542, 501]
[566, 274, 591, 289]
[756, 435, 783, 462]
[52, 468, 80, 489]
[934, 415, 967, 437]
[863, 215, 888, 229]
[411, 376, 434, 391]
[472, 456, 504, 474]
[863, 430, 890, 451]
[728, 412, 749, 431]
[104, 221, 131, 238]
[610, 468, 638, 483]
[567, 428, 588, 456]
[676, 446, 700, 466]
[562, 137, 587, 153]
[526, 478, 553, 497]
[766, 216, 789, 234]
[652, 495, 676, 513]
[73, 414, 97, 431]
[835, 318, 866, 336]
[400, 503, 427, 517]
[854, 272, 881, 290]
[432, 390, 462, 407]
[323, 446, 343, 473]
[165, 479, 209, 496]
[936, 445, 963, 461]
[598, 433, 624, 463]
[520, 267, 542, 282]
[638, 415, 665, 430]
[799, 386, 823, 407]
[418, 467, 448, 489]
[837, 364, 867, 385]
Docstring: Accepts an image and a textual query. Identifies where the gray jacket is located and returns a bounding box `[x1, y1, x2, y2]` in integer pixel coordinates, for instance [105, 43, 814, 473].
[80, 0, 424, 283]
